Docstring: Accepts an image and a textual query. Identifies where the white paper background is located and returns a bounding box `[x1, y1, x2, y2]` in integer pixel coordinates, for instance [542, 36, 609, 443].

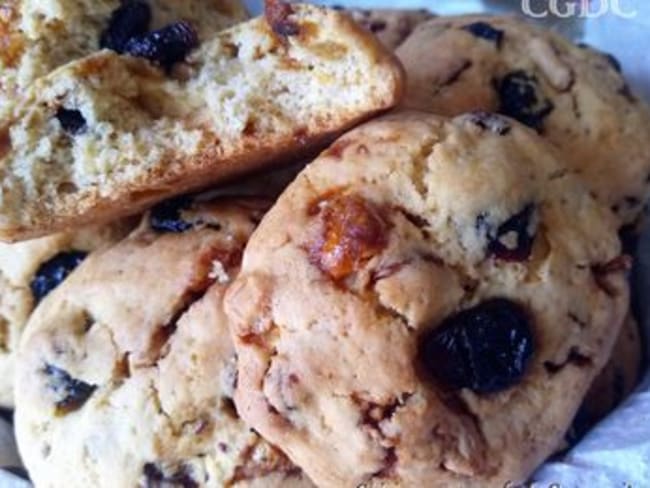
[2, 1, 649, 486]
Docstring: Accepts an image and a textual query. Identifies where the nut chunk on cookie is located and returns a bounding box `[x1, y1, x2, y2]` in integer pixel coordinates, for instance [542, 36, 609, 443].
[0, 1, 404, 241]
[224, 112, 629, 487]
[396, 15, 650, 225]
[14, 196, 314, 488]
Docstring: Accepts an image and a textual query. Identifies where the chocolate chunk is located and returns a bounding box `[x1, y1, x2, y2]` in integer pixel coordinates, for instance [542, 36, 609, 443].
[100, 0, 151, 53]
[43, 364, 97, 415]
[56, 108, 87, 135]
[419, 298, 534, 394]
[462, 21, 504, 47]
[124, 21, 198, 70]
[30, 251, 87, 303]
[498, 71, 554, 131]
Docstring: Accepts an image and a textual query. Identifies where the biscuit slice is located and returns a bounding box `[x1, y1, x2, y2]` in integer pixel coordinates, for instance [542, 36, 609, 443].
[0, 221, 134, 408]
[0, 1, 404, 241]
[14, 195, 314, 487]
[0, 0, 248, 120]
[343, 8, 434, 49]
[224, 111, 629, 487]
[396, 15, 650, 225]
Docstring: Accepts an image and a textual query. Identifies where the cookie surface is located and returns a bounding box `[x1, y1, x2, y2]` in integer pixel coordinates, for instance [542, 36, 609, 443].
[396, 15, 650, 225]
[225, 112, 629, 487]
[566, 313, 644, 445]
[0, 222, 133, 408]
[14, 196, 313, 487]
[0, 0, 248, 120]
[343, 8, 434, 49]
[0, 2, 404, 241]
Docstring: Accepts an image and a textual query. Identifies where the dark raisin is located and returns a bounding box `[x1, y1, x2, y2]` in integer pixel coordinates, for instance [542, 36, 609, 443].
[124, 21, 198, 70]
[603, 52, 622, 73]
[462, 22, 504, 47]
[149, 196, 194, 233]
[30, 251, 87, 303]
[498, 71, 554, 131]
[100, 0, 151, 53]
[369, 20, 387, 33]
[56, 108, 87, 135]
[479, 204, 536, 262]
[419, 299, 534, 394]
[143, 463, 198, 488]
[465, 111, 511, 135]
[43, 364, 97, 415]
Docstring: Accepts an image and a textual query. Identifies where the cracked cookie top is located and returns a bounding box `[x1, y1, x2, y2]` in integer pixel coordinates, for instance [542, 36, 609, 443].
[224, 111, 629, 487]
[396, 15, 650, 226]
[14, 195, 314, 488]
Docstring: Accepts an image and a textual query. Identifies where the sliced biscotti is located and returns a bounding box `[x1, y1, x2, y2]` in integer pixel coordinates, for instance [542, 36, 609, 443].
[0, 0, 248, 121]
[0, 1, 404, 241]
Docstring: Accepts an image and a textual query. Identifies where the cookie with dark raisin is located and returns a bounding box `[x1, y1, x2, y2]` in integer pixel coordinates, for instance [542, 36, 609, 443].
[0, 3, 403, 241]
[396, 14, 650, 226]
[0, 221, 133, 408]
[225, 112, 629, 487]
[0, 0, 248, 121]
[14, 195, 313, 488]
[344, 8, 434, 49]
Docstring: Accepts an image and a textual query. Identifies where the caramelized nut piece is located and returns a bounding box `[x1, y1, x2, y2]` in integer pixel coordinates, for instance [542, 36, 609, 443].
[309, 194, 388, 280]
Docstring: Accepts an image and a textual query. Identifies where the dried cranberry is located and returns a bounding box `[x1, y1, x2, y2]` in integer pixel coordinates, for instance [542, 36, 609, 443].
[43, 364, 97, 415]
[419, 299, 533, 394]
[462, 22, 504, 47]
[484, 204, 537, 262]
[265, 0, 300, 37]
[149, 196, 194, 233]
[56, 108, 87, 135]
[30, 251, 87, 303]
[498, 71, 554, 131]
[100, 0, 151, 53]
[124, 21, 198, 70]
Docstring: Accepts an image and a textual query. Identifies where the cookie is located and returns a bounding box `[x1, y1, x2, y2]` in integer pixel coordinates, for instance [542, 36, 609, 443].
[564, 313, 644, 446]
[0, 221, 133, 408]
[0, 1, 404, 242]
[0, 0, 248, 121]
[341, 8, 434, 49]
[396, 15, 650, 225]
[224, 111, 629, 487]
[14, 195, 314, 487]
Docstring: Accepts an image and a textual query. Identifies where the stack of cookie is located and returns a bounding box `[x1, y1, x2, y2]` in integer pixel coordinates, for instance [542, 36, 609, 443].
[0, 1, 647, 486]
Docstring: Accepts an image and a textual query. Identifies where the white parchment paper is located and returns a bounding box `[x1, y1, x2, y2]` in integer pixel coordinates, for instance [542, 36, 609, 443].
[1, 1, 648, 485]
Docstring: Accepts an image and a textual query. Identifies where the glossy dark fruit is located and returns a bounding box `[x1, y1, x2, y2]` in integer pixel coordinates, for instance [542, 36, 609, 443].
[465, 111, 511, 135]
[56, 108, 87, 135]
[498, 71, 554, 131]
[30, 251, 87, 303]
[100, 0, 151, 53]
[485, 204, 536, 262]
[124, 21, 198, 70]
[462, 22, 504, 47]
[43, 364, 97, 415]
[149, 196, 194, 233]
[143, 463, 198, 488]
[419, 299, 534, 394]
